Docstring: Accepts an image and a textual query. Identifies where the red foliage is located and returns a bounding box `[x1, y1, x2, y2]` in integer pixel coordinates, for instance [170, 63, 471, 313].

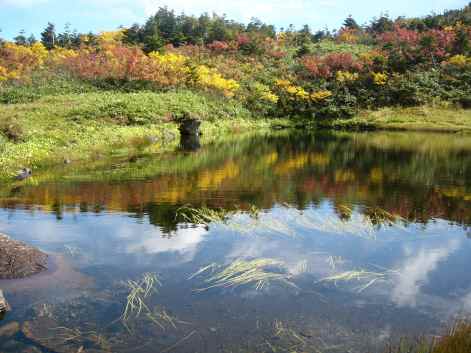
[380, 26, 420, 46]
[301, 53, 363, 79]
[63, 45, 146, 81]
[208, 40, 230, 52]
[379, 25, 457, 63]
[236, 34, 251, 47]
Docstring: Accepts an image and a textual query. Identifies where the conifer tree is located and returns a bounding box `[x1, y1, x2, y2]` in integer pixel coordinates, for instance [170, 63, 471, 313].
[41, 22, 56, 49]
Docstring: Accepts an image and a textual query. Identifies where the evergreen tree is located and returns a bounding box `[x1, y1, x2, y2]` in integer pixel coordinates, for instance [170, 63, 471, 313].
[14, 30, 28, 45]
[70, 29, 81, 48]
[57, 23, 72, 48]
[41, 22, 56, 49]
[369, 14, 394, 33]
[27, 34, 37, 45]
[343, 15, 360, 30]
[123, 23, 143, 45]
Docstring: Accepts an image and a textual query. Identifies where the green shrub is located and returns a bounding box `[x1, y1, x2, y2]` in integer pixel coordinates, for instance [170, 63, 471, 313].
[0, 71, 98, 104]
[0, 117, 24, 142]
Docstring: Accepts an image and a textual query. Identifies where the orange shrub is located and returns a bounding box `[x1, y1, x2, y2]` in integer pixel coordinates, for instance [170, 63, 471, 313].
[61, 44, 191, 88]
[0, 42, 48, 82]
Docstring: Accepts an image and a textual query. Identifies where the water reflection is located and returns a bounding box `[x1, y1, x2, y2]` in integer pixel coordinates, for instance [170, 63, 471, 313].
[392, 239, 460, 307]
[1, 131, 470, 232]
[0, 131, 470, 352]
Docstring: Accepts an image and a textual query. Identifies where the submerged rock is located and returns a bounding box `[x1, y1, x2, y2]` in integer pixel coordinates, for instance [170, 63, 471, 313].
[0, 234, 48, 279]
[22, 318, 79, 353]
[0, 321, 20, 337]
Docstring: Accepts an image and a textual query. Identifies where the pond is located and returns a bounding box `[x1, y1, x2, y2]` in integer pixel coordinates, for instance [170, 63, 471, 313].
[0, 130, 470, 353]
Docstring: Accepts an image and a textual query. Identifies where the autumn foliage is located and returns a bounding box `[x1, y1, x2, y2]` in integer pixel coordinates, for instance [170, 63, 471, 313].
[1, 7, 471, 118]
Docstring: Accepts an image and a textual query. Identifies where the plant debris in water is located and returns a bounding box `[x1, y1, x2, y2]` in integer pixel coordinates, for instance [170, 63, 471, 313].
[319, 267, 400, 293]
[190, 258, 297, 292]
[176, 205, 232, 225]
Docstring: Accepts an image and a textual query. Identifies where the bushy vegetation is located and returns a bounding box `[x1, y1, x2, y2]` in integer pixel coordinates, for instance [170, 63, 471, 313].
[1, 3, 471, 122]
[0, 90, 261, 178]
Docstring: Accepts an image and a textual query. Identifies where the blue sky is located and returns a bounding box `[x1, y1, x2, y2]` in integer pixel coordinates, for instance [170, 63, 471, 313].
[0, 0, 469, 39]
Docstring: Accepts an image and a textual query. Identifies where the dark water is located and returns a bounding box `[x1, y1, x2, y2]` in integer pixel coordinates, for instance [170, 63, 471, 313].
[0, 131, 470, 353]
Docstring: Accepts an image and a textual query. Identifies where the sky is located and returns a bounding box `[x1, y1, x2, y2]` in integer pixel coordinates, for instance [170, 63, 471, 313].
[0, 0, 469, 39]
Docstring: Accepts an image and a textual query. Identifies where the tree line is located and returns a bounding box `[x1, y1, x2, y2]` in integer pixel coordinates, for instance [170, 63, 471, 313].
[1, 2, 471, 51]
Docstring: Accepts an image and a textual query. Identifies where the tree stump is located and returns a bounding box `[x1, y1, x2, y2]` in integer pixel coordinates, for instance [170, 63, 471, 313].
[178, 115, 201, 151]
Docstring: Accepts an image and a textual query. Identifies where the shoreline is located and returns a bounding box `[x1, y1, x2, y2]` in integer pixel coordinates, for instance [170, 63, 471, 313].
[1, 91, 471, 181]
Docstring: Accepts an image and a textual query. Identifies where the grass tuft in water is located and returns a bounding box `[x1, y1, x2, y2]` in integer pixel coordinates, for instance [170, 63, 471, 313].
[121, 272, 161, 322]
[191, 258, 297, 292]
[176, 205, 231, 225]
[319, 267, 399, 293]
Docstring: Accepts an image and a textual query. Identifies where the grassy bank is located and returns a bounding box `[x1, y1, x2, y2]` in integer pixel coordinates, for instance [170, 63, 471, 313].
[0, 90, 284, 180]
[1, 87, 471, 181]
[321, 106, 471, 132]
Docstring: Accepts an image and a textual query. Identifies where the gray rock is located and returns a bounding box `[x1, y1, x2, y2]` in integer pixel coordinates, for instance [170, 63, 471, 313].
[0, 322, 20, 337]
[0, 234, 48, 279]
[14, 168, 32, 181]
[0, 290, 9, 313]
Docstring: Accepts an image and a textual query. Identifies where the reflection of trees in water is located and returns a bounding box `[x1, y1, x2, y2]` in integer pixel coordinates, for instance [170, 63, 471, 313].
[1, 131, 471, 230]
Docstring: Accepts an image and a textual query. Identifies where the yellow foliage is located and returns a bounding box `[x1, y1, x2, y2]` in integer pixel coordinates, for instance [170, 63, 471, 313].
[310, 90, 333, 102]
[337, 30, 359, 44]
[446, 55, 471, 68]
[369, 168, 383, 183]
[195, 65, 240, 97]
[336, 71, 359, 83]
[261, 152, 279, 166]
[0, 66, 8, 81]
[30, 42, 49, 63]
[198, 161, 240, 189]
[0, 42, 49, 81]
[274, 154, 309, 175]
[372, 72, 388, 86]
[295, 87, 310, 100]
[148, 52, 190, 76]
[49, 47, 78, 64]
[149, 52, 187, 66]
[275, 79, 291, 87]
[276, 79, 310, 101]
[98, 30, 125, 43]
[335, 170, 356, 183]
[309, 153, 330, 167]
[253, 83, 279, 103]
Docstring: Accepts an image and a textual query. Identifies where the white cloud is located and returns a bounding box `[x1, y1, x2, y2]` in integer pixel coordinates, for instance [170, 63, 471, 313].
[391, 239, 460, 307]
[463, 291, 471, 312]
[125, 225, 207, 257]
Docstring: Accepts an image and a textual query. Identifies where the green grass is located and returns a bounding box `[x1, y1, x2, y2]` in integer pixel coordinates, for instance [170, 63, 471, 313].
[323, 106, 471, 132]
[0, 90, 279, 180]
[309, 39, 373, 57]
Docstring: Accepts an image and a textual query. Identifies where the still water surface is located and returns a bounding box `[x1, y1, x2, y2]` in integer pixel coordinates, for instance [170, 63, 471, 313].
[0, 131, 470, 353]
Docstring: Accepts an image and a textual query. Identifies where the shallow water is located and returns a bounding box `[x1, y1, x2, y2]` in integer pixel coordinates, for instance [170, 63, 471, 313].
[0, 131, 470, 353]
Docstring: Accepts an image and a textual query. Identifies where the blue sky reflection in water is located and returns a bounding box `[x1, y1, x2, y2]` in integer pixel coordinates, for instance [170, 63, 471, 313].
[0, 131, 470, 353]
